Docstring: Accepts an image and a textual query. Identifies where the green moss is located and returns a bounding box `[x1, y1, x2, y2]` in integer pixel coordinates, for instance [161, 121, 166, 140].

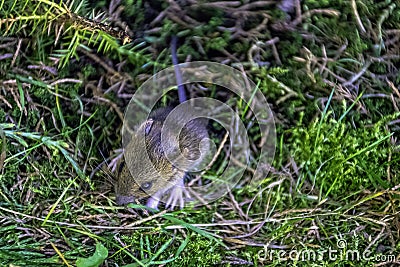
[287, 111, 397, 198]
[175, 235, 222, 265]
[1, 0, 399, 265]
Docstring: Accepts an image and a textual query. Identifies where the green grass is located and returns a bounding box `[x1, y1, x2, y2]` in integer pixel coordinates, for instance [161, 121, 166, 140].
[0, 0, 399, 266]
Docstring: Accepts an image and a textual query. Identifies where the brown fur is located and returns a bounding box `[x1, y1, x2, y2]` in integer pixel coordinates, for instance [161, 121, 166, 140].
[115, 107, 208, 205]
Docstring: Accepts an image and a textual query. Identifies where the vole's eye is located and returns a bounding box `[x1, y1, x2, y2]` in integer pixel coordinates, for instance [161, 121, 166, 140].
[141, 181, 153, 190]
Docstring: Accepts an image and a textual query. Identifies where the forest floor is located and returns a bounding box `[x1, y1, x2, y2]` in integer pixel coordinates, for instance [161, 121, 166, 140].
[0, 0, 399, 266]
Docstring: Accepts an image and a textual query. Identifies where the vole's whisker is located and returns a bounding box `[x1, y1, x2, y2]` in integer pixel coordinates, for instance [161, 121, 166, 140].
[90, 148, 119, 182]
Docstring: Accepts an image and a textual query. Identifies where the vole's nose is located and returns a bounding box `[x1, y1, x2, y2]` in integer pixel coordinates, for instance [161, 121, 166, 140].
[115, 195, 135, 205]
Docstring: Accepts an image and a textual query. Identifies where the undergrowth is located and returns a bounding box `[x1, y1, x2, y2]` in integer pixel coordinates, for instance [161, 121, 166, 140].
[0, 0, 399, 266]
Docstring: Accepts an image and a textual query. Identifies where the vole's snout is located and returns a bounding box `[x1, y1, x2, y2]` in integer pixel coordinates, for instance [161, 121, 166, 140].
[115, 195, 135, 206]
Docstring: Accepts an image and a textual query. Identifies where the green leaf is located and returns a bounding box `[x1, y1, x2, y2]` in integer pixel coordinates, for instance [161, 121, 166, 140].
[76, 243, 108, 267]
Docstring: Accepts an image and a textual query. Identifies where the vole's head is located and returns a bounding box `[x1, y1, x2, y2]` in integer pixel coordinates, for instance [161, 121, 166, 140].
[114, 157, 177, 206]
[114, 118, 182, 205]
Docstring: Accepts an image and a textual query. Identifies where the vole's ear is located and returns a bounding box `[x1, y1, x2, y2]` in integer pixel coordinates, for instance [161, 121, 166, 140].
[138, 119, 154, 135]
